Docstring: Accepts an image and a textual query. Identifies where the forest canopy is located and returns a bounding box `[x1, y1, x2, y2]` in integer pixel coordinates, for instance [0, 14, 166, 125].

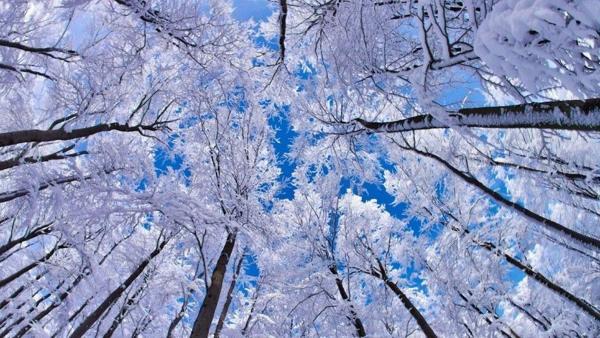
[0, 0, 598, 337]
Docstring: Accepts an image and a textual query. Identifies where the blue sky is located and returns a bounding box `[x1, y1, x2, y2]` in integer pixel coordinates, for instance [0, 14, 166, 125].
[233, 0, 272, 21]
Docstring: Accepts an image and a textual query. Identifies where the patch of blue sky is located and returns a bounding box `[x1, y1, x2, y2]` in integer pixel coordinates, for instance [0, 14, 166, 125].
[233, 0, 273, 22]
[269, 104, 298, 200]
[436, 71, 486, 109]
[154, 133, 192, 183]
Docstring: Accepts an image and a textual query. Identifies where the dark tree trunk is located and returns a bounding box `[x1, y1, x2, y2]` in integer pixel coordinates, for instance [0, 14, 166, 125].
[0, 144, 88, 171]
[69, 238, 167, 338]
[102, 279, 148, 338]
[0, 271, 47, 311]
[439, 209, 600, 320]
[166, 296, 189, 338]
[479, 240, 600, 320]
[0, 122, 162, 147]
[3, 271, 86, 337]
[354, 98, 600, 133]
[241, 281, 261, 336]
[328, 265, 367, 337]
[455, 290, 519, 338]
[214, 254, 244, 338]
[0, 223, 52, 256]
[406, 146, 600, 249]
[0, 243, 63, 289]
[372, 259, 437, 338]
[190, 231, 237, 338]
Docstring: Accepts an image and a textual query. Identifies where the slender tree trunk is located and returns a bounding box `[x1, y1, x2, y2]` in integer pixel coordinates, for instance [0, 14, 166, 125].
[354, 98, 600, 133]
[405, 146, 600, 249]
[0, 122, 161, 147]
[0, 271, 47, 311]
[241, 280, 261, 336]
[371, 259, 437, 338]
[69, 238, 168, 338]
[214, 254, 244, 338]
[328, 265, 367, 337]
[166, 295, 189, 338]
[508, 299, 550, 331]
[479, 240, 600, 320]
[0, 168, 117, 204]
[190, 231, 237, 338]
[2, 271, 85, 337]
[455, 290, 519, 338]
[438, 208, 600, 320]
[0, 243, 63, 289]
[0, 223, 52, 256]
[0, 145, 88, 171]
[102, 278, 148, 338]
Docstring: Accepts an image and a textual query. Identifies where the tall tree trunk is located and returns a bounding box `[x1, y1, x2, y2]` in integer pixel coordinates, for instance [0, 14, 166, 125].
[190, 231, 237, 338]
[0, 168, 117, 204]
[1, 270, 85, 337]
[214, 253, 244, 338]
[0, 121, 162, 147]
[0, 271, 47, 311]
[328, 265, 367, 337]
[508, 299, 550, 332]
[0, 244, 64, 289]
[241, 282, 261, 336]
[371, 259, 437, 338]
[437, 208, 600, 320]
[455, 290, 519, 338]
[0, 223, 52, 256]
[69, 237, 168, 338]
[479, 240, 600, 320]
[353, 98, 600, 133]
[404, 145, 600, 250]
[102, 278, 149, 338]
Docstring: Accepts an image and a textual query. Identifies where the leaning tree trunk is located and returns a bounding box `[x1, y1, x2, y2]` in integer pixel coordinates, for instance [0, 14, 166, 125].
[353, 98, 600, 133]
[328, 265, 367, 337]
[371, 259, 437, 338]
[213, 253, 244, 338]
[404, 146, 600, 250]
[69, 237, 168, 338]
[190, 231, 237, 338]
[436, 207, 600, 320]
[0, 121, 162, 147]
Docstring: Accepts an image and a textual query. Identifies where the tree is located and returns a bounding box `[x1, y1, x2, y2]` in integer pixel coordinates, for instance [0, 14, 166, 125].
[1, 0, 598, 337]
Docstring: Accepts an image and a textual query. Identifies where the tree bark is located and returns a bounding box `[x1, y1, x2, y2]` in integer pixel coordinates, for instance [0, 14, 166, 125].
[437, 208, 600, 320]
[406, 146, 600, 250]
[372, 259, 437, 338]
[0, 223, 52, 256]
[354, 98, 600, 133]
[0, 244, 63, 289]
[190, 231, 237, 338]
[214, 254, 244, 338]
[328, 265, 367, 337]
[69, 237, 168, 338]
[0, 122, 162, 147]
